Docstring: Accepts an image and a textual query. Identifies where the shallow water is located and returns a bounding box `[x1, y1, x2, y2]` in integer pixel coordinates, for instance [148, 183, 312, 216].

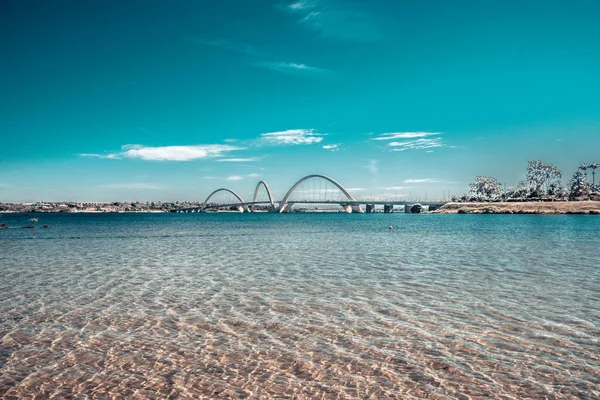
[1, 213, 599, 399]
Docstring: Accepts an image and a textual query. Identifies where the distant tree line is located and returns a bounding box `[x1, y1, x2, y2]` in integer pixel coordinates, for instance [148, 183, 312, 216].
[455, 160, 600, 202]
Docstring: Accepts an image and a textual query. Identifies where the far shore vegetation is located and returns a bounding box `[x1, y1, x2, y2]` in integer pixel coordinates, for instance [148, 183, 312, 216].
[456, 161, 600, 203]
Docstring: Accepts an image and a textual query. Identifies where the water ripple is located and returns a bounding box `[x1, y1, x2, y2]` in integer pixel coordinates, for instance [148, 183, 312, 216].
[1, 213, 599, 398]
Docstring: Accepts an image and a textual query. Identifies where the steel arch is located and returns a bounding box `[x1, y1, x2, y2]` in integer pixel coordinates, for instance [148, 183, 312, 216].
[280, 174, 357, 212]
[251, 180, 275, 211]
[203, 188, 246, 206]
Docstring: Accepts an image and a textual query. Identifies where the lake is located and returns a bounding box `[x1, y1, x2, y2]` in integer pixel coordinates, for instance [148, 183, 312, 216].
[1, 213, 599, 398]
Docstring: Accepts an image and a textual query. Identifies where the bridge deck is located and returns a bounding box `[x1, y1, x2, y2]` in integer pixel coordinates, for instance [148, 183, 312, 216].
[179, 200, 446, 211]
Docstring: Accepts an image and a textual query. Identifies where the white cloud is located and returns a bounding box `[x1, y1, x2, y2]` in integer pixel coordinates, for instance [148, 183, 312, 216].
[99, 183, 166, 190]
[247, 173, 261, 178]
[226, 176, 243, 181]
[121, 144, 244, 161]
[261, 129, 324, 145]
[346, 187, 366, 191]
[217, 157, 262, 162]
[372, 132, 441, 141]
[389, 138, 444, 152]
[81, 144, 246, 162]
[322, 144, 339, 151]
[122, 144, 241, 161]
[255, 61, 331, 75]
[365, 159, 378, 175]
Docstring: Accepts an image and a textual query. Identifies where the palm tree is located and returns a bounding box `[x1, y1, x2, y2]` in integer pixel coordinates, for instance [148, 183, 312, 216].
[590, 162, 599, 189]
[579, 163, 590, 182]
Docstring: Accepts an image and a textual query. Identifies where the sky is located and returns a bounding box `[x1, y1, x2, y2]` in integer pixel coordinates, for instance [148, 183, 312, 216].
[1, 0, 599, 202]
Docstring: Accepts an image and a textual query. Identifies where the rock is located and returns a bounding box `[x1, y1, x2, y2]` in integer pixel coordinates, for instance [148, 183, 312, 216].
[410, 204, 425, 213]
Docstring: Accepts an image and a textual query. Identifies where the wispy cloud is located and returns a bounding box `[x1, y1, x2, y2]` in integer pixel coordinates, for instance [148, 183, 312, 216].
[81, 144, 245, 162]
[403, 178, 458, 184]
[188, 36, 331, 76]
[205, 173, 260, 181]
[404, 178, 438, 184]
[282, 0, 382, 42]
[372, 131, 457, 152]
[346, 187, 366, 191]
[186, 37, 263, 57]
[372, 132, 442, 141]
[217, 157, 262, 162]
[379, 186, 410, 191]
[322, 144, 339, 151]
[79, 153, 121, 159]
[99, 183, 166, 190]
[365, 159, 378, 175]
[261, 129, 324, 145]
[389, 138, 445, 152]
[288, 0, 320, 11]
[254, 61, 332, 76]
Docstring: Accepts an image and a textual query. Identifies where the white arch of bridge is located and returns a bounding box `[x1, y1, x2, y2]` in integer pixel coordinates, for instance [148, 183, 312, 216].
[279, 174, 357, 212]
[251, 180, 275, 212]
[203, 188, 246, 209]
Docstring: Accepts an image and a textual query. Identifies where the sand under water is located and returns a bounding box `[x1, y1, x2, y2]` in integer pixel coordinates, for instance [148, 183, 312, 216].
[1, 213, 599, 399]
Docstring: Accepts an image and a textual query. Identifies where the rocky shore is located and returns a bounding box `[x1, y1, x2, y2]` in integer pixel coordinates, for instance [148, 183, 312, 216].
[434, 201, 600, 214]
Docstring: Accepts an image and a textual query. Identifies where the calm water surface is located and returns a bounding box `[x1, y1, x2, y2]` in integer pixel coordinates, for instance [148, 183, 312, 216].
[1, 213, 599, 399]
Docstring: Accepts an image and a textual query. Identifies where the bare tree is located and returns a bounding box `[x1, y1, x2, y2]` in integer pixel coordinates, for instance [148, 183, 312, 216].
[526, 160, 562, 197]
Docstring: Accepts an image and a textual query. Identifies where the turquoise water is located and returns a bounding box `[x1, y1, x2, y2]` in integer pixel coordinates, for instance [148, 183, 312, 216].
[1, 213, 599, 399]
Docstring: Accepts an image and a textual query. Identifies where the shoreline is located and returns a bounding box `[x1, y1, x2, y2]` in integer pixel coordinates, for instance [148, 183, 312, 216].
[434, 201, 600, 214]
[0, 210, 168, 214]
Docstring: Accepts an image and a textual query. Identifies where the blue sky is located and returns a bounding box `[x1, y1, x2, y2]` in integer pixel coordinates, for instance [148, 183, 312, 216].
[1, 0, 599, 202]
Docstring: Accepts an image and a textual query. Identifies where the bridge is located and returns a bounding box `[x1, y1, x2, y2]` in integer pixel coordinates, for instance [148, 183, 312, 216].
[176, 174, 446, 214]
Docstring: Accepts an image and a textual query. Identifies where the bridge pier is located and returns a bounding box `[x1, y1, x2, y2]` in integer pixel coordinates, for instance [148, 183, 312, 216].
[278, 202, 293, 213]
[384, 204, 394, 213]
[352, 205, 364, 213]
[365, 204, 376, 213]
